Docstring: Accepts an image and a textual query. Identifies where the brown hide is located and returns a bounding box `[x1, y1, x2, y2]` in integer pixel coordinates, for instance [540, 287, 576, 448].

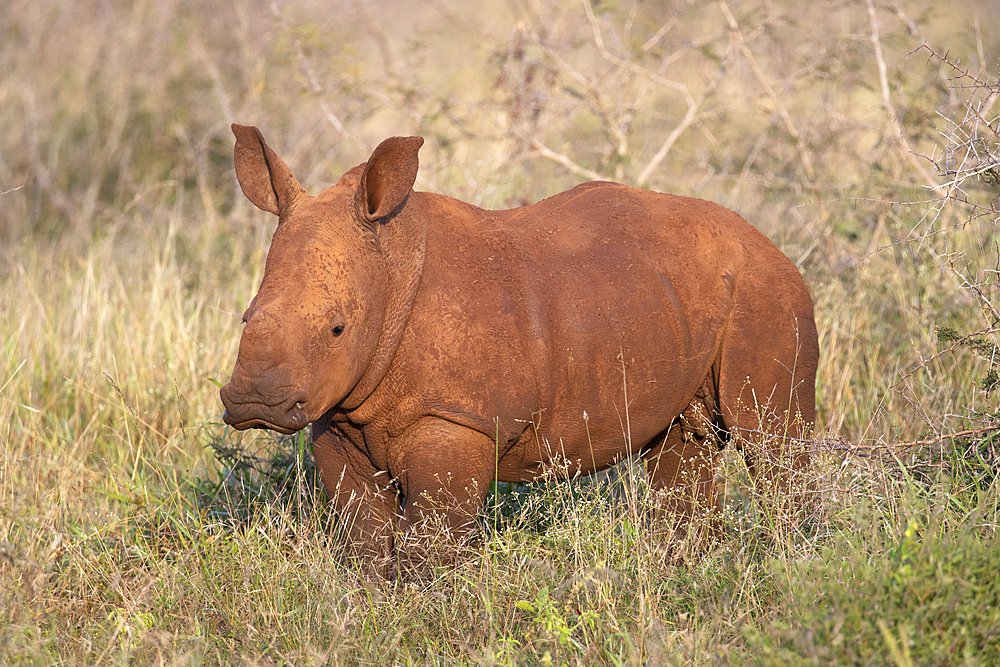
[220, 124, 819, 573]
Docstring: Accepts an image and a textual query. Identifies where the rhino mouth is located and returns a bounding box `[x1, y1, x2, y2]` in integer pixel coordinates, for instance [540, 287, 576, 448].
[220, 390, 310, 434]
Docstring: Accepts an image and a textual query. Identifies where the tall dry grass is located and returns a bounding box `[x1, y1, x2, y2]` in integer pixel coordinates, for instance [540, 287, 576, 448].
[1, 0, 999, 664]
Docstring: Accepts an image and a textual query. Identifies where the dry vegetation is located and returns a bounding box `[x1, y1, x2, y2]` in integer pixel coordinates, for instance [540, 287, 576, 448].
[1, 0, 999, 664]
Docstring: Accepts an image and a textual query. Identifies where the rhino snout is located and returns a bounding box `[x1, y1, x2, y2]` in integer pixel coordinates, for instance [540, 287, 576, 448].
[220, 383, 310, 434]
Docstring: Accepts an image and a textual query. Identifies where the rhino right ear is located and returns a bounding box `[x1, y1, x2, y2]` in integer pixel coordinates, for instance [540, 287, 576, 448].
[353, 136, 424, 226]
[232, 124, 306, 217]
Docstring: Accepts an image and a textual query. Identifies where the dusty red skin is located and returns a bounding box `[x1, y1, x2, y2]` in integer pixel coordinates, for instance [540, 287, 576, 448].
[220, 124, 819, 575]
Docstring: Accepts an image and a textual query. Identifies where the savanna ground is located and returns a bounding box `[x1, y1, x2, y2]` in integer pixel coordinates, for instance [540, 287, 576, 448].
[2, 0, 1000, 664]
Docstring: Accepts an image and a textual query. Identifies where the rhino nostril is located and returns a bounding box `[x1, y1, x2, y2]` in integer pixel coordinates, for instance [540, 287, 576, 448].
[287, 400, 308, 429]
[287, 394, 308, 412]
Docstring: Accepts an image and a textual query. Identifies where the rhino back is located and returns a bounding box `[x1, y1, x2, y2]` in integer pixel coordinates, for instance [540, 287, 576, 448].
[370, 182, 783, 478]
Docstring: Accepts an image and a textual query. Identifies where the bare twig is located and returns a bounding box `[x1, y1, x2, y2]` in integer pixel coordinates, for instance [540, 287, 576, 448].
[718, 1, 815, 180]
[909, 327, 1000, 385]
[637, 79, 716, 187]
[581, 0, 693, 100]
[866, 0, 945, 194]
[526, 25, 632, 178]
[737, 425, 1000, 458]
[526, 136, 607, 182]
[947, 259, 1000, 325]
[269, 2, 349, 141]
[914, 43, 1000, 93]
[640, 16, 677, 52]
[581, 0, 721, 186]
[870, 425, 1000, 452]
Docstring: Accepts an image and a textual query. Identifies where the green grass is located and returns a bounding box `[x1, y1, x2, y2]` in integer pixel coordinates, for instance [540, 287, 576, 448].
[2, 0, 1000, 664]
[4, 424, 997, 664]
[743, 459, 1000, 666]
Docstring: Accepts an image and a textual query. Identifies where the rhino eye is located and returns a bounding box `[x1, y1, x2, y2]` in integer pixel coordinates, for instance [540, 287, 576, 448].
[332, 324, 345, 337]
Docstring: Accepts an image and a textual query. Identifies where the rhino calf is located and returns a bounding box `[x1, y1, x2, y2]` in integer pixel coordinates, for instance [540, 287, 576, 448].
[220, 124, 818, 574]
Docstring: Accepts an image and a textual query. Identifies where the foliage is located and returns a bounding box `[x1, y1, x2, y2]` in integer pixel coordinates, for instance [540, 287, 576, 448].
[197, 430, 323, 530]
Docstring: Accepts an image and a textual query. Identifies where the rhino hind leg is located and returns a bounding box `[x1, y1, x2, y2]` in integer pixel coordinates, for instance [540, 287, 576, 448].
[715, 303, 818, 509]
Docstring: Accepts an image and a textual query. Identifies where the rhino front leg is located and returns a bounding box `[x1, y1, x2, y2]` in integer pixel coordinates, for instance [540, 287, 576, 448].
[391, 418, 495, 575]
[311, 417, 400, 576]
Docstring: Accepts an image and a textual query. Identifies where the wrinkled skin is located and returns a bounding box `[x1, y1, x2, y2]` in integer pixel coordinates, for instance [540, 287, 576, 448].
[220, 124, 819, 576]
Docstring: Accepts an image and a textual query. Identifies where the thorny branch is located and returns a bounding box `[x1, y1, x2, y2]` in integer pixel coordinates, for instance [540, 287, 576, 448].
[913, 44, 1000, 204]
[740, 425, 1000, 459]
[847, 425, 1000, 455]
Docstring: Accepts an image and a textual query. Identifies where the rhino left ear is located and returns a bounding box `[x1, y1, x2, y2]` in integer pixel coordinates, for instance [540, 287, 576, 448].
[354, 136, 424, 226]
[232, 124, 307, 217]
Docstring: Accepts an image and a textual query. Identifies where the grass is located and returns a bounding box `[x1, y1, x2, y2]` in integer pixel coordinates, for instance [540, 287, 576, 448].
[2, 0, 1000, 664]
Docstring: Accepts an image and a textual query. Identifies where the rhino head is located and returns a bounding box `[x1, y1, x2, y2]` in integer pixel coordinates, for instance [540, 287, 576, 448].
[220, 124, 423, 433]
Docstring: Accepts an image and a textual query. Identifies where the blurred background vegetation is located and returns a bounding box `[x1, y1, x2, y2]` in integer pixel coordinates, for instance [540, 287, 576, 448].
[3, 0, 999, 442]
[1, 0, 999, 663]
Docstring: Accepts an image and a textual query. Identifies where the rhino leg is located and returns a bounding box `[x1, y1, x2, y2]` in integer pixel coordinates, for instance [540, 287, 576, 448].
[391, 418, 494, 574]
[643, 390, 723, 531]
[717, 309, 818, 509]
[311, 418, 400, 576]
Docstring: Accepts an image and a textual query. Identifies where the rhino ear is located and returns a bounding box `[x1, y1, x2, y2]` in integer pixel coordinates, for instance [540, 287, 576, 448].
[232, 124, 306, 217]
[353, 136, 424, 225]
